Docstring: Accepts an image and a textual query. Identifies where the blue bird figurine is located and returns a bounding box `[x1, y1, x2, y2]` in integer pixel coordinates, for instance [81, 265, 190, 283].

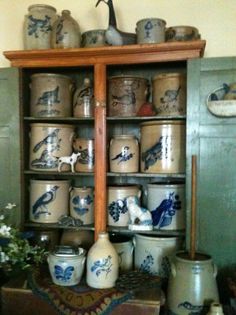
[95, 0, 136, 46]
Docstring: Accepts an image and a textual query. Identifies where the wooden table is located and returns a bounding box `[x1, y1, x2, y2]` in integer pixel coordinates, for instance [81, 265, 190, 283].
[1, 276, 165, 315]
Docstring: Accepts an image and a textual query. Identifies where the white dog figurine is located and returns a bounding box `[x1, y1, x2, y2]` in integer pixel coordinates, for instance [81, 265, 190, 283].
[126, 195, 153, 231]
[58, 152, 81, 173]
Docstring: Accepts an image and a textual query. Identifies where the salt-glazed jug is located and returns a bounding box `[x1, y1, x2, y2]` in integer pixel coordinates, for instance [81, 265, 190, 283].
[51, 10, 81, 48]
[86, 232, 119, 288]
[167, 251, 219, 315]
[23, 4, 57, 50]
[47, 245, 86, 286]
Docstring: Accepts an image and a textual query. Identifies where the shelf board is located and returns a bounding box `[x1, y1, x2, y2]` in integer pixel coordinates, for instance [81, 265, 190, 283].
[24, 222, 185, 237]
[24, 116, 186, 122]
[24, 117, 94, 122]
[4, 40, 206, 68]
[24, 170, 94, 176]
[108, 226, 185, 236]
[24, 222, 94, 230]
[107, 115, 186, 121]
[24, 170, 185, 178]
[107, 172, 185, 178]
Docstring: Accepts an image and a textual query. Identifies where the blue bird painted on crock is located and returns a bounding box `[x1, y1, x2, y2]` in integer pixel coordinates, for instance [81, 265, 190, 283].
[36, 86, 60, 106]
[91, 255, 112, 277]
[151, 192, 182, 228]
[141, 136, 164, 171]
[32, 185, 59, 219]
[111, 146, 134, 164]
[33, 128, 60, 153]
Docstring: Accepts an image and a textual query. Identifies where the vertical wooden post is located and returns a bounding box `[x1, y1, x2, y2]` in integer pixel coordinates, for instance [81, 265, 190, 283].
[94, 63, 107, 240]
[190, 155, 197, 260]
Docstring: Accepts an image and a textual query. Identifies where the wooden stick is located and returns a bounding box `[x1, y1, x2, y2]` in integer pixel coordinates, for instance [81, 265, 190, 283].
[190, 155, 197, 260]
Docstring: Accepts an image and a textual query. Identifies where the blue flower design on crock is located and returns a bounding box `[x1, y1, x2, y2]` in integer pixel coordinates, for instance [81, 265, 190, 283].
[151, 192, 182, 228]
[108, 198, 127, 222]
[54, 265, 74, 282]
[139, 251, 154, 273]
[72, 195, 93, 216]
[91, 255, 112, 277]
[28, 15, 52, 38]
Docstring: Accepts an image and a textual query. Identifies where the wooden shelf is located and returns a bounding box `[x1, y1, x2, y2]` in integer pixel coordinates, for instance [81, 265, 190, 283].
[4, 40, 206, 67]
[4, 41, 205, 238]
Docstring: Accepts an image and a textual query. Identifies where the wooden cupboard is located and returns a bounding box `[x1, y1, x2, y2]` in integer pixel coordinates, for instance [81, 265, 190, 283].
[2, 42, 205, 254]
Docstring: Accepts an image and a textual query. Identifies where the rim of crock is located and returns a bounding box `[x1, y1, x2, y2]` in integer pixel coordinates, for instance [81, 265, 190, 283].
[28, 4, 57, 12]
[108, 75, 149, 81]
[136, 18, 166, 25]
[176, 250, 212, 262]
[31, 73, 72, 81]
[140, 120, 185, 126]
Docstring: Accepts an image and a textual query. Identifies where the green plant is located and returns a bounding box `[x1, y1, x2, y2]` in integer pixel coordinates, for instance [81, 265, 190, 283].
[0, 203, 46, 274]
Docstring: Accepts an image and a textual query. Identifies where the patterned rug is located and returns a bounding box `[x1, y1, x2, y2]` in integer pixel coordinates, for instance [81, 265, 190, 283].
[27, 265, 133, 315]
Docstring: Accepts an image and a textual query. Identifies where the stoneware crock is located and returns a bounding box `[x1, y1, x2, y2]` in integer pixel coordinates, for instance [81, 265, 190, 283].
[167, 251, 219, 315]
[47, 245, 86, 286]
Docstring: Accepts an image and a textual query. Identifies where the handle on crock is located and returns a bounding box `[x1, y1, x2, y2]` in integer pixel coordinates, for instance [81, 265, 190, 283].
[213, 263, 218, 278]
[132, 237, 136, 248]
[170, 261, 176, 277]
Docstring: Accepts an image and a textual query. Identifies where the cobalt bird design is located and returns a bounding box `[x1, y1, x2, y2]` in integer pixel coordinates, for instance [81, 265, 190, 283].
[31, 148, 59, 169]
[33, 128, 61, 153]
[55, 20, 64, 44]
[54, 265, 74, 282]
[28, 15, 52, 38]
[178, 301, 203, 315]
[91, 255, 113, 277]
[32, 185, 59, 219]
[77, 147, 95, 166]
[36, 86, 60, 106]
[151, 192, 182, 228]
[160, 86, 181, 104]
[72, 195, 93, 216]
[74, 83, 93, 107]
[142, 136, 166, 171]
[111, 90, 136, 108]
[111, 146, 134, 164]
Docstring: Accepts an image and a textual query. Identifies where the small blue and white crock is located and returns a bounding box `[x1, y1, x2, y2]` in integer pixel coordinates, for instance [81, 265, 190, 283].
[47, 245, 86, 286]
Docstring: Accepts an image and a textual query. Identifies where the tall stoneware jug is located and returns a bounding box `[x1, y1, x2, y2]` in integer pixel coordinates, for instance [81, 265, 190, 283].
[86, 232, 119, 288]
[23, 4, 57, 50]
[167, 251, 219, 315]
[51, 10, 81, 48]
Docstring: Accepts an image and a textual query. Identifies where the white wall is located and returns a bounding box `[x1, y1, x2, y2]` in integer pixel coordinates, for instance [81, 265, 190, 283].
[0, 0, 236, 67]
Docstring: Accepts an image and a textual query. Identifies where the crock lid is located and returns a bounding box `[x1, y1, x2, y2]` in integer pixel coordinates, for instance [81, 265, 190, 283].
[51, 245, 85, 257]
